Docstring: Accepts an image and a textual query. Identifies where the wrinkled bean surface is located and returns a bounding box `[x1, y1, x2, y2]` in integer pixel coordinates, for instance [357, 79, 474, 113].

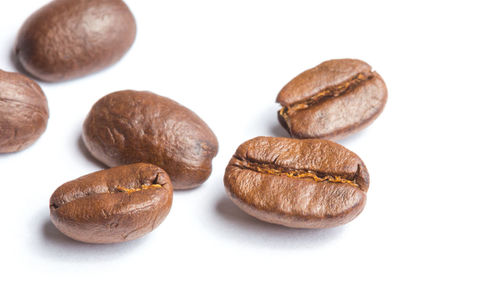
[277, 59, 388, 140]
[50, 163, 173, 244]
[15, 0, 136, 82]
[0, 69, 48, 153]
[224, 136, 369, 228]
[83, 90, 218, 189]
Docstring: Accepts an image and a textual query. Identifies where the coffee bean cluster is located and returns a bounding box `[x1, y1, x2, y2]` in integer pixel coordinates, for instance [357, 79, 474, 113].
[0, 0, 387, 243]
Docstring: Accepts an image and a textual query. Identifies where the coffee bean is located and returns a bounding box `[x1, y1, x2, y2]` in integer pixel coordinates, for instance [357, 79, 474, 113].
[15, 0, 136, 82]
[277, 59, 388, 140]
[50, 163, 173, 244]
[0, 69, 49, 153]
[82, 90, 219, 189]
[224, 136, 369, 228]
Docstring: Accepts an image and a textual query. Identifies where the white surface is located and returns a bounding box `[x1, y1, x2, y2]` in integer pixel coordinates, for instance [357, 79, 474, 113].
[1, 0, 499, 280]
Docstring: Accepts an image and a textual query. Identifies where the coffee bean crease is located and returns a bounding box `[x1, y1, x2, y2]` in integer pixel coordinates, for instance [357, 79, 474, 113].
[276, 59, 387, 141]
[116, 184, 164, 194]
[224, 137, 370, 228]
[231, 157, 360, 188]
[50, 174, 165, 210]
[279, 72, 374, 127]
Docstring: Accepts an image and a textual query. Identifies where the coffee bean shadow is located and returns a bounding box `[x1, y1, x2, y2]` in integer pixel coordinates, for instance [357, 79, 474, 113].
[270, 123, 291, 138]
[336, 129, 369, 147]
[250, 103, 289, 138]
[214, 196, 344, 248]
[38, 218, 145, 262]
[270, 122, 370, 147]
[77, 135, 108, 169]
[173, 187, 202, 194]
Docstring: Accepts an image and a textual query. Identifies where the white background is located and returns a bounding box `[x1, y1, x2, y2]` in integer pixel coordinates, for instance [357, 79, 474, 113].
[1, 0, 499, 280]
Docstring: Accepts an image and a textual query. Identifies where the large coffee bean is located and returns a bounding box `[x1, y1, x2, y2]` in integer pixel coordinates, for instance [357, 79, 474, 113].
[277, 59, 388, 140]
[50, 163, 173, 244]
[15, 0, 136, 82]
[0, 69, 49, 153]
[224, 136, 369, 228]
[82, 90, 219, 189]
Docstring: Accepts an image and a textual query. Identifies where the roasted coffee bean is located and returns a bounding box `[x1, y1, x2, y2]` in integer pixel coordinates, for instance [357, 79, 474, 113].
[0, 69, 49, 153]
[83, 90, 219, 189]
[50, 163, 173, 244]
[277, 59, 388, 140]
[15, 0, 136, 82]
[224, 136, 369, 228]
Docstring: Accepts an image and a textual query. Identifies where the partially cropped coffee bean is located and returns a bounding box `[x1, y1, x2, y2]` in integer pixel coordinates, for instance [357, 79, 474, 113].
[224, 136, 369, 228]
[277, 59, 388, 140]
[0, 69, 49, 153]
[15, 0, 136, 82]
[83, 90, 219, 189]
[50, 163, 173, 244]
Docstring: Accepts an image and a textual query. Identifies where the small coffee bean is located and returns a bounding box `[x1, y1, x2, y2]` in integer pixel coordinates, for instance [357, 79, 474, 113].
[224, 136, 369, 228]
[82, 90, 219, 189]
[50, 163, 173, 244]
[0, 69, 49, 153]
[277, 59, 388, 140]
[15, 0, 136, 82]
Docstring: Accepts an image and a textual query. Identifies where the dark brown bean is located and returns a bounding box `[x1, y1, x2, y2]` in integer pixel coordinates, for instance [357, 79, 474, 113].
[0, 69, 49, 153]
[82, 90, 219, 189]
[50, 163, 173, 244]
[224, 136, 369, 228]
[15, 0, 136, 82]
[277, 59, 388, 141]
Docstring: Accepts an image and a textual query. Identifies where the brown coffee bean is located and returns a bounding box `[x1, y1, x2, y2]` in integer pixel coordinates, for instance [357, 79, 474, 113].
[50, 163, 173, 244]
[224, 136, 369, 228]
[82, 90, 219, 189]
[0, 69, 49, 153]
[277, 59, 388, 140]
[15, 0, 136, 82]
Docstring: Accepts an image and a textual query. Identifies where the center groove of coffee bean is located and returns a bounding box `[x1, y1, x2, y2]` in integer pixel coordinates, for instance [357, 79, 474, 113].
[232, 158, 359, 188]
[115, 184, 164, 193]
[50, 184, 165, 211]
[279, 72, 374, 123]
